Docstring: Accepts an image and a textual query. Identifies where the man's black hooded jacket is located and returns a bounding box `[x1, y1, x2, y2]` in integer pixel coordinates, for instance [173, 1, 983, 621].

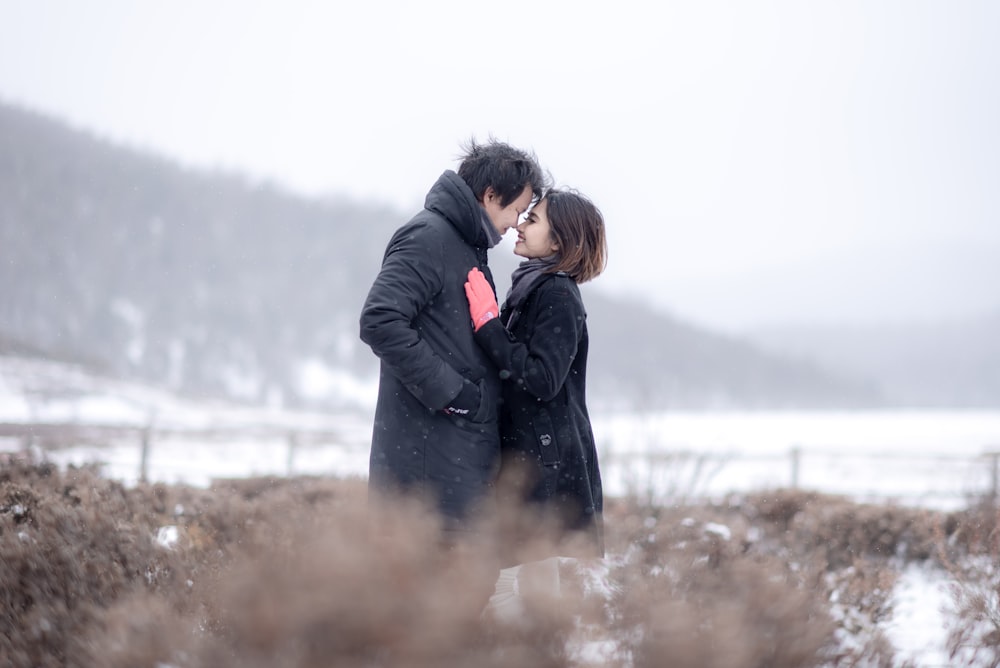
[360, 170, 502, 527]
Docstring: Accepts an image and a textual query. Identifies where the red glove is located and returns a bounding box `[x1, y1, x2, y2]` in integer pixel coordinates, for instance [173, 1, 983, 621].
[465, 268, 499, 332]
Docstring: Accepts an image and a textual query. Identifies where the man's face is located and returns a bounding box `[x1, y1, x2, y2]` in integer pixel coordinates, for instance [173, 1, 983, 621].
[481, 185, 534, 237]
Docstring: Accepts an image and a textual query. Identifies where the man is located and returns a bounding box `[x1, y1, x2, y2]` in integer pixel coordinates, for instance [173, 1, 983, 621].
[359, 139, 547, 531]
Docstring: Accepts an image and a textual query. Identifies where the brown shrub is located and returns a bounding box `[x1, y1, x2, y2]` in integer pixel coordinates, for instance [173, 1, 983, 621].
[0, 460, 186, 668]
[933, 502, 1000, 665]
[603, 494, 915, 666]
[11, 455, 1000, 667]
[602, 502, 840, 667]
[87, 486, 576, 668]
[627, 558, 835, 668]
[733, 490, 940, 568]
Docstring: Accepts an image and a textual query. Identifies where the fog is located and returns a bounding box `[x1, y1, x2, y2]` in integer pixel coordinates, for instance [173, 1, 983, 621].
[2, 0, 999, 333]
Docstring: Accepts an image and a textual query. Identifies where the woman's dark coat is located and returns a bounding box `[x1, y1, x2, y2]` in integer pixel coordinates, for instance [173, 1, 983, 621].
[473, 273, 604, 555]
[359, 170, 501, 529]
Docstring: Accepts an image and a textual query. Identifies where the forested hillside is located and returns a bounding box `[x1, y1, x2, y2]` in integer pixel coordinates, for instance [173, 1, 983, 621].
[0, 101, 881, 410]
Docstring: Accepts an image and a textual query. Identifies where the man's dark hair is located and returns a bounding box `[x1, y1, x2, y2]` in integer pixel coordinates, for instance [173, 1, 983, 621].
[457, 138, 549, 207]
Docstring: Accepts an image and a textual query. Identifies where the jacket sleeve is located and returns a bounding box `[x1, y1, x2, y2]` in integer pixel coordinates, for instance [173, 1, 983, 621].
[359, 226, 465, 411]
[473, 280, 583, 402]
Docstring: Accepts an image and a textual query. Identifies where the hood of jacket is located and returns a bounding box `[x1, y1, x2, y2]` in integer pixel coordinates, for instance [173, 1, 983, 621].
[424, 170, 490, 248]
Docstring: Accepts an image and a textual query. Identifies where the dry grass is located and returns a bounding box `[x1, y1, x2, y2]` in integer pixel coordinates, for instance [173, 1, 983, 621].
[2, 454, 999, 667]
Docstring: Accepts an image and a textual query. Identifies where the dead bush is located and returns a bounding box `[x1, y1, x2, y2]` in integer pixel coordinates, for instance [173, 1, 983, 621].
[935, 502, 1000, 666]
[600, 504, 839, 667]
[735, 490, 939, 568]
[12, 455, 1000, 667]
[86, 488, 577, 668]
[0, 460, 186, 668]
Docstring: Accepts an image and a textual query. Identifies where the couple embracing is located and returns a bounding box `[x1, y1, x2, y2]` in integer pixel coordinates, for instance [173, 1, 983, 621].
[359, 139, 607, 566]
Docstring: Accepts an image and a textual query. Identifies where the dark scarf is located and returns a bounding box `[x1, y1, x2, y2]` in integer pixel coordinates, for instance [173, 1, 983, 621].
[503, 254, 562, 329]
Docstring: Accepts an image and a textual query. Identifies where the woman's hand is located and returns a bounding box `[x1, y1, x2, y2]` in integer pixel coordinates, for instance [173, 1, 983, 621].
[465, 268, 499, 332]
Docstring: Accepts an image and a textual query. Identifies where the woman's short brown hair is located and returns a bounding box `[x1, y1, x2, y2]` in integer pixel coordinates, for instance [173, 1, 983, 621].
[545, 189, 608, 283]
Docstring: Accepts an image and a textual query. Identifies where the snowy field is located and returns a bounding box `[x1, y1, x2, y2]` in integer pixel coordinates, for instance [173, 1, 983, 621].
[4, 354, 1000, 665]
[3, 355, 999, 510]
[595, 409, 1000, 510]
[10, 408, 1000, 513]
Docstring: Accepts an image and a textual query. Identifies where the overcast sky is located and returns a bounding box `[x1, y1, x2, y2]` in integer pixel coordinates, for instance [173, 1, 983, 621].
[2, 1, 998, 332]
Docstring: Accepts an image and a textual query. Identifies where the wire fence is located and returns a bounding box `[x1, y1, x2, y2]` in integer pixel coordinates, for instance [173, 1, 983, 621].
[0, 421, 364, 484]
[2, 421, 999, 510]
[600, 447, 1000, 510]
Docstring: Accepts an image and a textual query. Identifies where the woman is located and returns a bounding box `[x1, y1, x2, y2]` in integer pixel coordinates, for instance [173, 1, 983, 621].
[465, 189, 608, 560]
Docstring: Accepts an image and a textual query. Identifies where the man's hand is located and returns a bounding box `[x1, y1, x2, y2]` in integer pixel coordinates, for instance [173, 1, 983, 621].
[465, 268, 499, 332]
[442, 379, 481, 417]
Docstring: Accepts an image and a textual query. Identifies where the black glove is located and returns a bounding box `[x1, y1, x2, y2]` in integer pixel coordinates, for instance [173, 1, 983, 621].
[442, 379, 480, 417]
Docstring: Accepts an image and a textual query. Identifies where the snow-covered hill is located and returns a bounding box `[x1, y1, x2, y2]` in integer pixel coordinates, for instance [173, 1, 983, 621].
[0, 100, 882, 411]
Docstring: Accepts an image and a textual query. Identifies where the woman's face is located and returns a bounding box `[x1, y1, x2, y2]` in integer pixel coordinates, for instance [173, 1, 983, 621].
[514, 198, 559, 259]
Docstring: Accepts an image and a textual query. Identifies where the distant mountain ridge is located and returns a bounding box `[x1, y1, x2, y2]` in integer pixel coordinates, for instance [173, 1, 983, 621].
[750, 311, 1000, 408]
[0, 100, 882, 410]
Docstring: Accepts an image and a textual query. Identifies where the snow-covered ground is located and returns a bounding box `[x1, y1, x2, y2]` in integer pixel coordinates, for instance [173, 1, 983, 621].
[3, 353, 999, 665]
[595, 409, 1000, 510]
[886, 563, 954, 667]
[4, 354, 999, 507]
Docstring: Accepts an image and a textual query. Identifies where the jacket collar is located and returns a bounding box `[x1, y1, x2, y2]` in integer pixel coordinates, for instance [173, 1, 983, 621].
[424, 170, 490, 248]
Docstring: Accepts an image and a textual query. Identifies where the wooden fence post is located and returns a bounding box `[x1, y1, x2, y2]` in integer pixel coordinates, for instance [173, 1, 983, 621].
[139, 426, 152, 484]
[790, 446, 801, 489]
[988, 451, 1000, 504]
[286, 432, 298, 476]
[20, 427, 34, 453]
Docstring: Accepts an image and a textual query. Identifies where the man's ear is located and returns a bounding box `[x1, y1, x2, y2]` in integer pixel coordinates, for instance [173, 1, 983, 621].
[482, 186, 497, 204]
